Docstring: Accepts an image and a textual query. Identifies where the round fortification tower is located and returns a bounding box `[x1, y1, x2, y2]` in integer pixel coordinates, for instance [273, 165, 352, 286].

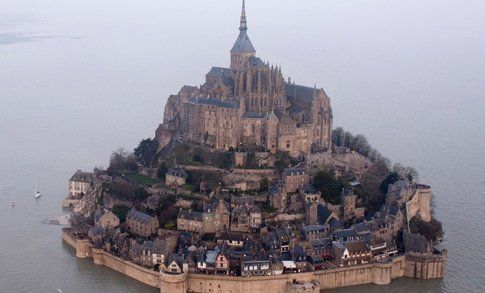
[159, 270, 188, 293]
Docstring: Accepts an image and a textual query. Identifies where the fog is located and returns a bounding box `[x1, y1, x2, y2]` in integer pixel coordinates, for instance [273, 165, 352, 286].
[1, 1, 484, 292]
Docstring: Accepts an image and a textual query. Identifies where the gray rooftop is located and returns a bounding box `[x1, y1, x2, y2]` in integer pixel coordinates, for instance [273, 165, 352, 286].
[127, 209, 155, 224]
[69, 170, 94, 182]
[188, 96, 240, 109]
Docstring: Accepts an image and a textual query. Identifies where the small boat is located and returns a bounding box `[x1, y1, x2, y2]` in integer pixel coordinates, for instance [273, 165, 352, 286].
[34, 181, 42, 199]
[10, 201, 15, 207]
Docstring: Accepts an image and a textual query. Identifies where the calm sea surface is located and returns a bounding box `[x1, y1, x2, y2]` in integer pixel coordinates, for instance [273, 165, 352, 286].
[1, 1, 484, 292]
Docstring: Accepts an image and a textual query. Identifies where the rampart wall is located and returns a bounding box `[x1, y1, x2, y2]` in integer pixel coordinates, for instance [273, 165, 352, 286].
[62, 231, 445, 293]
[406, 187, 432, 222]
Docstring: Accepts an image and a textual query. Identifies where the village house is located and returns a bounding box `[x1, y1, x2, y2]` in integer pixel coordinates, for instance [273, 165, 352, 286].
[165, 168, 188, 186]
[230, 205, 250, 232]
[332, 228, 361, 243]
[97, 210, 120, 229]
[177, 209, 203, 233]
[68, 170, 94, 198]
[241, 256, 272, 277]
[202, 199, 230, 233]
[302, 224, 330, 241]
[310, 238, 333, 260]
[249, 205, 262, 229]
[126, 209, 159, 238]
[341, 189, 365, 220]
[217, 233, 245, 248]
[215, 248, 230, 274]
[282, 167, 310, 193]
[333, 241, 372, 267]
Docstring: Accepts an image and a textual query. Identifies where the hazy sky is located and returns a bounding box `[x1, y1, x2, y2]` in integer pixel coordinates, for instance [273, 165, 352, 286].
[1, 0, 484, 169]
[1, 1, 485, 292]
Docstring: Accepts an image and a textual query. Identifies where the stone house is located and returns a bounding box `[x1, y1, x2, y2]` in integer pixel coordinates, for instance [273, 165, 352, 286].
[97, 210, 120, 229]
[282, 168, 310, 193]
[165, 168, 188, 186]
[310, 238, 333, 260]
[249, 205, 262, 229]
[217, 233, 245, 248]
[341, 189, 365, 220]
[140, 241, 153, 267]
[332, 228, 361, 243]
[305, 201, 318, 225]
[230, 206, 250, 232]
[68, 170, 94, 198]
[215, 249, 230, 274]
[126, 209, 159, 238]
[230, 195, 254, 209]
[202, 199, 230, 233]
[177, 209, 203, 233]
[333, 241, 371, 267]
[302, 224, 330, 241]
[241, 257, 272, 277]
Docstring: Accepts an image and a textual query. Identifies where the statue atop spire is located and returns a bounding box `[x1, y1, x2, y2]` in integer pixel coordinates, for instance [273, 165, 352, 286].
[240, 0, 247, 31]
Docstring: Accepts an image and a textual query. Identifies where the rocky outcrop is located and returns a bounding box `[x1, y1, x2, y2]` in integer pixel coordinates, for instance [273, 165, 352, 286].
[73, 182, 104, 218]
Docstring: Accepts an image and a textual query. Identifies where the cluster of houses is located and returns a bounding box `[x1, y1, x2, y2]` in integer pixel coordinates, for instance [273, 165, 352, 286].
[84, 184, 405, 276]
[72, 153, 432, 277]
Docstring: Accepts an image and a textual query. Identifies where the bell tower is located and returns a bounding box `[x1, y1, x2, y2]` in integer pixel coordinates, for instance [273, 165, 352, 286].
[230, 0, 256, 71]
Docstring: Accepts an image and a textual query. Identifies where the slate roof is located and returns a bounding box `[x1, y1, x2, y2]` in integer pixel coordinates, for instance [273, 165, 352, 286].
[243, 111, 265, 119]
[127, 209, 155, 224]
[207, 67, 232, 78]
[231, 30, 255, 54]
[282, 167, 306, 177]
[179, 85, 198, 94]
[329, 218, 344, 230]
[333, 228, 358, 239]
[303, 224, 328, 234]
[345, 241, 369, 254]
[246, 56, 265, 68]
[311, 238, 332, 250]
[188, 96, 240, 109]
[317, 204, 334, 224]
[231, 196, 254, 207]
[285, 83, 327, 101]
[167, 168, 187, 178]
[178, 209, 203, 222]
[69, 170, 94, 182]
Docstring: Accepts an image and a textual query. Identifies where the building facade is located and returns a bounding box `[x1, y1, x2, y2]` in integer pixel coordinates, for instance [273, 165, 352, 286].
[156, 1, 332, 156]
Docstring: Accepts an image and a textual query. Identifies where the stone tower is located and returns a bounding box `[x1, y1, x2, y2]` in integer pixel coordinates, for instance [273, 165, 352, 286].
[230, 0, 256, 71]
[306, 201, 318, 225]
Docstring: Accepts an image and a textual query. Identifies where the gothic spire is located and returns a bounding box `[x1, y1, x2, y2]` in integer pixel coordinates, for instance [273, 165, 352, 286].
[240, 0, 247, 31]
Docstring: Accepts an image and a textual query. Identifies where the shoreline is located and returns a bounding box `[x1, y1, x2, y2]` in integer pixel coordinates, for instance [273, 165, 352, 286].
[62, 228, 446, 293]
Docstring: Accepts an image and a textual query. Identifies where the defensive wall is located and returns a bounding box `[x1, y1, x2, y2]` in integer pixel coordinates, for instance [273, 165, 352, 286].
[62, 228, 445, 293]
[406, 185, 432, 223]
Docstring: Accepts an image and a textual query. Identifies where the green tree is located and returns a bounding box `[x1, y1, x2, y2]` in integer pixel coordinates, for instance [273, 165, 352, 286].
[313, 169, 349, 205]
[157, 163, 169, 179]
[112, 205, 130, 223]
[134, 138, 157, 167]
[260, 177, 270, 192]
[134, 187, 150, 202]
[409, 216, 443, 242]
[107, 148, 138, 175]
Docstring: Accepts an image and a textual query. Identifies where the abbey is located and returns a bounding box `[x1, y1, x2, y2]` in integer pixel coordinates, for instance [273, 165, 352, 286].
[157, 0, 333, 156]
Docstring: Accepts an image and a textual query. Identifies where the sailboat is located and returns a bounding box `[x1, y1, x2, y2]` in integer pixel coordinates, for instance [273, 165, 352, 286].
[34, 181, 42, 199]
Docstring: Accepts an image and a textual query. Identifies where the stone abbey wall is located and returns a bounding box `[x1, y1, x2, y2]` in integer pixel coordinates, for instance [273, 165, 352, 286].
[406, 187, 432, 222]
[62, 231, 445, 293]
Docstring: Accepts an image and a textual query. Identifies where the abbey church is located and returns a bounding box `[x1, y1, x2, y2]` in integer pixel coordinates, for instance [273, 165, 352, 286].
[157, 1, 333, 156]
